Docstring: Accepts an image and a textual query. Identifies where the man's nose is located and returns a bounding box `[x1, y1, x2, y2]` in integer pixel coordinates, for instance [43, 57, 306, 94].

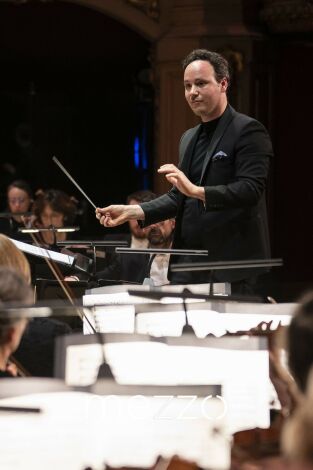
[190, 84, 199, 95]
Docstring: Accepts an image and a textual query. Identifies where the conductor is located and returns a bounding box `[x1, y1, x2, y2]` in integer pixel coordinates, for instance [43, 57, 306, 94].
[96, 49, 273, 294]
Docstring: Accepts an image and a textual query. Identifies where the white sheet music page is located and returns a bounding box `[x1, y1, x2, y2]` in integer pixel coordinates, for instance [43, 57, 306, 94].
[64, 340, 270, 433]
[83, 305, 135, 335]
[0, 391, 230, 470]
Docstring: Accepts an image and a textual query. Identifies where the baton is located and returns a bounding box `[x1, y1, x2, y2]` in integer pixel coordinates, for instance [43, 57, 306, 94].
[52, 156, 97, 210]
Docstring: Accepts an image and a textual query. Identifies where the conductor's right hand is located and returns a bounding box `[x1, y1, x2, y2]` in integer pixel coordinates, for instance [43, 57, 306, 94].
[96, 204, 145, 227]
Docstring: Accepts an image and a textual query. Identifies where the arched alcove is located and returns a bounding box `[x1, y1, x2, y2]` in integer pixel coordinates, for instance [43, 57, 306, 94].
[0, 1, 154, 235]
[63, 0, 161, 40]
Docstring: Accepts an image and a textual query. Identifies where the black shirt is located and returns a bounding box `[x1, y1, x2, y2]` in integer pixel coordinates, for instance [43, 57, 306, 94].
[180, 116, 221, 248]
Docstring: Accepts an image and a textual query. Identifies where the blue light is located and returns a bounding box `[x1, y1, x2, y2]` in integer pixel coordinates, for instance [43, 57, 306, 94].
[141, 127, 148, 170]
[134, 136, 140, 168]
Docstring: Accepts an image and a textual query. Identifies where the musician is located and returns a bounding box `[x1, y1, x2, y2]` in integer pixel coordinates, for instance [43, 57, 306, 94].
[126, 190, 157, 248]
[96, 217, 175, 285]
[0, 234, 72, 377]
[32, 189, 77, 246]
[102, 190, 157, 248]
[0, 268, 33, 378]
[93, 189, 157, 278]
[96, 49, 273, 294]
[0, 180, 33, 240]
[0, 233, 31, 283]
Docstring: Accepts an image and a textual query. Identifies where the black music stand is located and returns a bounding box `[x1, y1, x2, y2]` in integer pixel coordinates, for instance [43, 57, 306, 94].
[57, 240, 128, 277]
[115, 247, 209, 287]
[170, 258, 283, 296]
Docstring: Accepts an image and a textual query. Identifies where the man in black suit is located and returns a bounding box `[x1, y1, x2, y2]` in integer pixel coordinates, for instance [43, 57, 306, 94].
[96, 49, 273, 293]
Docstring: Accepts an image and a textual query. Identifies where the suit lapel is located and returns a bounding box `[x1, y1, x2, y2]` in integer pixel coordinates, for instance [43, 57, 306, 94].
[199, 105, 235, 183]
[179, 125, 201, 174]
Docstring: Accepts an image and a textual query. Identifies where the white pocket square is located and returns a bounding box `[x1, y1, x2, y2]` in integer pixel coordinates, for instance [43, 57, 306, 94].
[212, 151, 228, 161]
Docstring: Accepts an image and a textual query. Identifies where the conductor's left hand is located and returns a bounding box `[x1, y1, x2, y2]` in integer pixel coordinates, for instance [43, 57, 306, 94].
[158, 164, 205, 201]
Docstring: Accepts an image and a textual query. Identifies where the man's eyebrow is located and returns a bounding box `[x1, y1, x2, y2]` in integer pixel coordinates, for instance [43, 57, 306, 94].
[184, 77, 207, 83]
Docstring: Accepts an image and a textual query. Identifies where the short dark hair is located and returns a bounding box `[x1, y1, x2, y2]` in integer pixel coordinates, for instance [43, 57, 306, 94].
[182, 49, 230, 85]
[288, 292, 313, 392]
[126, 190, 157, 205]
[33, 189, 77, 225]
[7, 180, 33, 199]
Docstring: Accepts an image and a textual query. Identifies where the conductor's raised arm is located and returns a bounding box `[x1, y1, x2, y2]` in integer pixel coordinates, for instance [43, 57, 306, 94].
[95, 204, 145, 228]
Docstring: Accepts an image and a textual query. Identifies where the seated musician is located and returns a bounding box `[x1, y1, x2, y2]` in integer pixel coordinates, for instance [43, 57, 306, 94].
[124, 190, 157, 248]
[66, 190, 159, 282]
[0, 233, 72, 376]
[30, 189, 86, 281]
[0, 180, 33, 240]
[32, 188, 77, 247]
[96, 218, 175, 285]
[0, 268, 33, 378]
[0, 233, 32, 283]
[96, 190, 157, 274]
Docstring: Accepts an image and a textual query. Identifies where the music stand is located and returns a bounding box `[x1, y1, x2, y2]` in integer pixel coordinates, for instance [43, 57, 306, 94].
[57, 240, 129, 276]
[170, 258, 283, 295]
[10, 237, 91, 274]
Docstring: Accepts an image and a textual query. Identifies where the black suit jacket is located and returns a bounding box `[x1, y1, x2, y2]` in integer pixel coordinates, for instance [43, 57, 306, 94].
[140, 105, 273, 282]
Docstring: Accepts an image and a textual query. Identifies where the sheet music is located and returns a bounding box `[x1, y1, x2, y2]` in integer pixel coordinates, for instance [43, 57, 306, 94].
[84, 303, 293, 337]
[10, 237, 75, 266]
[64, 340, 270, 433]
[86, 282, 230, 296]
[0, 391, 230, 470]
[84, 305, 136, 334]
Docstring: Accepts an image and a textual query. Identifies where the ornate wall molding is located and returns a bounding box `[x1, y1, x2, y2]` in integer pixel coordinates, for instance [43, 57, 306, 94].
[124, 0, 159, 21]
[261, 0, 313, 32]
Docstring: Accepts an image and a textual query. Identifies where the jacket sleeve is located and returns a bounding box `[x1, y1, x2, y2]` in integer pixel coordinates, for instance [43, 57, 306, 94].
[204, 119, 273, 211]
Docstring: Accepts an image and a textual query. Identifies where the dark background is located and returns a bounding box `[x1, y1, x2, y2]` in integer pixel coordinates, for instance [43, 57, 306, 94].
[0, 1, 153, 235]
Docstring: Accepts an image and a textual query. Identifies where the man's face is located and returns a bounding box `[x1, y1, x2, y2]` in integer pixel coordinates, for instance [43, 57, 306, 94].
[184, 60, 228, 122]
[128, 198, 147, 239]
[146, 219, 175, 247]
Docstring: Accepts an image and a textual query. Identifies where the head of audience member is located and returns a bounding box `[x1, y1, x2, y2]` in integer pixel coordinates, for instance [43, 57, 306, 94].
[288, 292, 313, 394]
[146, 219, 175, 249]
[126, 190, 157, 240]
[0, 268, 33, 374]
[0, 234, 31, 284]
[33, 189, 77, 245]
[7, 180, 33, 223]
[182, 49, 230, 122]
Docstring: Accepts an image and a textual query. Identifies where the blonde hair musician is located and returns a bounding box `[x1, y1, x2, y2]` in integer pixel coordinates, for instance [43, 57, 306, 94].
[0, 233, 31, 284]
[0, 268, 33, 378]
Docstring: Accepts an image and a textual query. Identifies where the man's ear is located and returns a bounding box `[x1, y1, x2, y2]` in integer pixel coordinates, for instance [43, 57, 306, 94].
[171, 219, 176, 230]
[220, 78, 228, 93]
